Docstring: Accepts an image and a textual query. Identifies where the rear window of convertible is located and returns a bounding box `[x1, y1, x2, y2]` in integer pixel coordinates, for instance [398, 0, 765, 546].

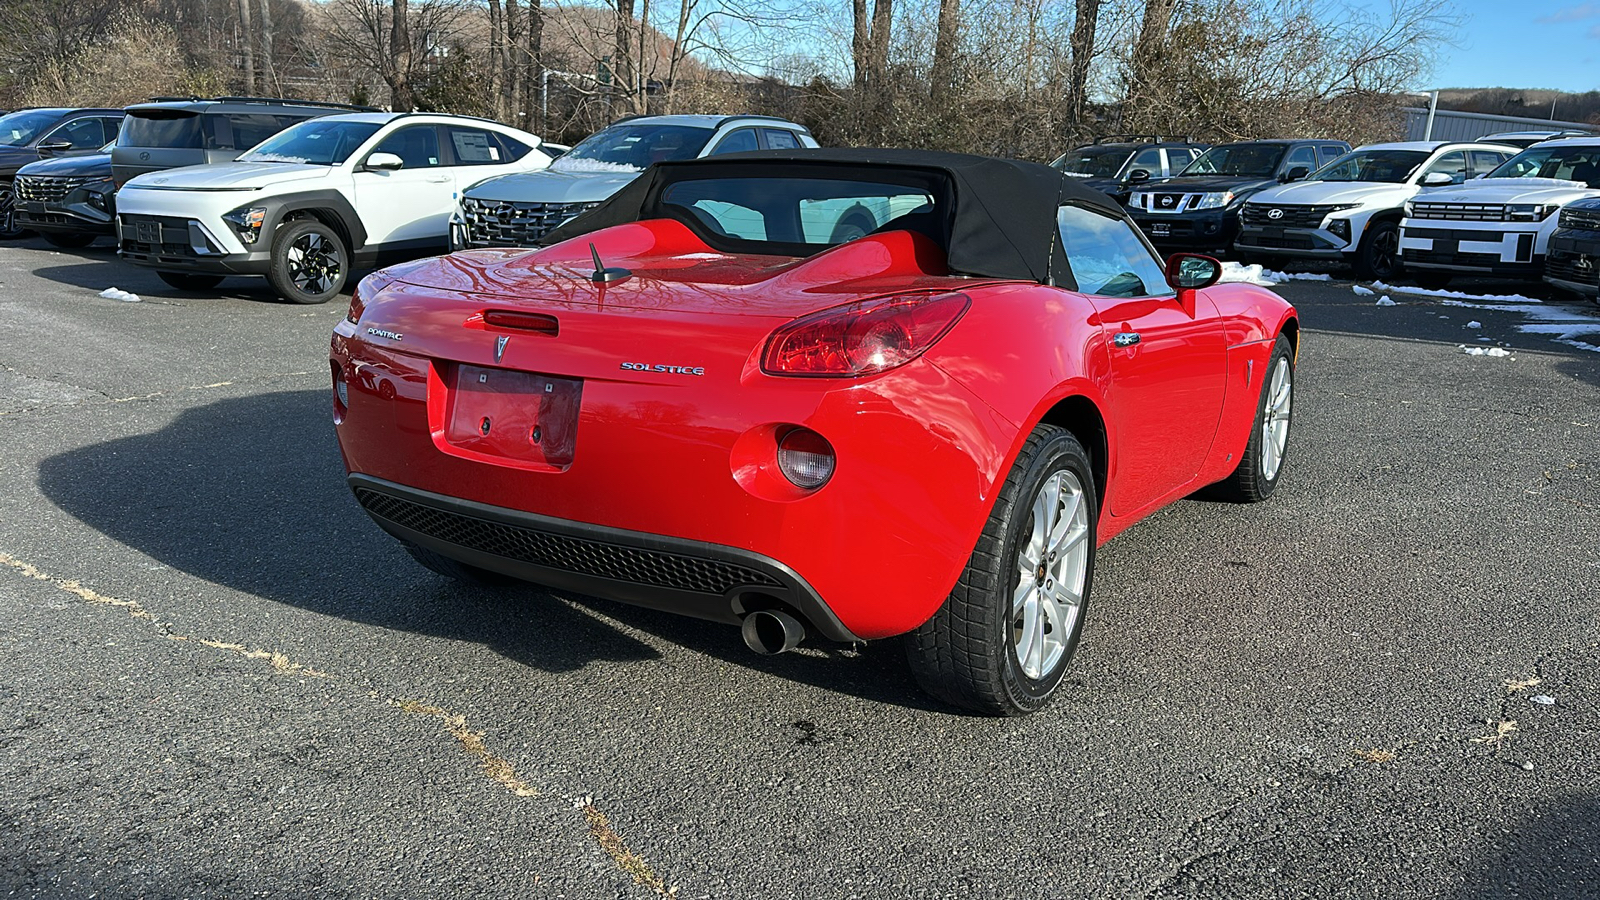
[658, 176, 938, 253]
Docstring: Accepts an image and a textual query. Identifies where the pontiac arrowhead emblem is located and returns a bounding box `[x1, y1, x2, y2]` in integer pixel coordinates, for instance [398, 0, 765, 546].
[494, 335, 509, 363]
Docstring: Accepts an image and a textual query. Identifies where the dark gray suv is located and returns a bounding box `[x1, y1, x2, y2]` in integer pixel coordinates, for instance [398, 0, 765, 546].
[0, 107, 125, 238]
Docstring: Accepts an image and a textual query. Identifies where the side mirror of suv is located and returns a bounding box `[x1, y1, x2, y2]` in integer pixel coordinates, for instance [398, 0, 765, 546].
[1420, 172, 1454, 187]
[37, 140, 72, 155]
[365, 152, 404, 171]
[1125, 169, 1152, 184]
[1279, 166, 1310, 183]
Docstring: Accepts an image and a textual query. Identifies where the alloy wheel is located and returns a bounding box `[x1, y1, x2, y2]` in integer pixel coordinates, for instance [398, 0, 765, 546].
[286, 232, 344, 297]
[1262, 357, 1292, 482]
[1012, 469, 1091, 680]
[1371, 228, 1399, 278]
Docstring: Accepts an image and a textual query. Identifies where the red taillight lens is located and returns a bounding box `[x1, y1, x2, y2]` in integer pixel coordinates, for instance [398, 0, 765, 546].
[761, 291, 971, 377]
[776, 428, 835, 489]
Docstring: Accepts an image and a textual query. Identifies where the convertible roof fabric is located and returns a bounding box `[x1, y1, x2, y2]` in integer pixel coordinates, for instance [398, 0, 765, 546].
[538, 148, 1131, 285]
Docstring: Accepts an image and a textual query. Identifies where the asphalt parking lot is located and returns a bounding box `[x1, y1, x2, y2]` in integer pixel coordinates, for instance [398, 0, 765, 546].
[2, 236, 1597, 900]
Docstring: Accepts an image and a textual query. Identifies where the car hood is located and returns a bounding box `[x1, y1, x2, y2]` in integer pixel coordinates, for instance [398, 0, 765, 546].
[16, 152, 112, 177]
[1416, 178, 1600, 205]
[1144, 174, 1278, 193]
[1248, 180, 1412, 206]
[123, 161, 332, 191]
[462, 167, 640, 204]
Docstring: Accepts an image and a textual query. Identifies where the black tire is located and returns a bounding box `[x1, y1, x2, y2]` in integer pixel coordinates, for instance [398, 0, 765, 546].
[906, 424, 1098, 716]
[157, 271, 225, 291]
[1212, 334, 1294, 502]
[42, 231, 97, 249]
[0, 180, 25, 240]
[1352, 220, 1399, 280]
[1412, 271, 1452, 291]
[268, 218, 348, 304]
[828, 205, 878, 243]
[401, 541, 518, 586]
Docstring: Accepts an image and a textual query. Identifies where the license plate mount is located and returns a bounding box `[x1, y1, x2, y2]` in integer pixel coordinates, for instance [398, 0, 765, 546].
[136, 221, 160, 243]
[445, 365, 582, 468]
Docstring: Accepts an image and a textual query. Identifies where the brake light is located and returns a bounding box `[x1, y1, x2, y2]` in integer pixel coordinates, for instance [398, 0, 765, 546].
[761, 291, 970, 377]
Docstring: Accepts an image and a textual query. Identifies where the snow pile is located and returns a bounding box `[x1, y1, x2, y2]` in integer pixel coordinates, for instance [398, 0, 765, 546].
[1375, 296, 1396, 307]
[1261, 268, 1332, 282]
[1219, 262, 1277, 286]
[1352, 285, 1374, 296]
[1368, 281, 1539, 303]
[99, 287, 140, 303]
[551, 157, 642, 175]
[1362, 282, 1600, 354]
[1460, 345, 1512, 357]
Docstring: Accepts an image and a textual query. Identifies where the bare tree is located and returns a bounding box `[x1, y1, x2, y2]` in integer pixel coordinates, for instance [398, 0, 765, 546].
[614, 0, 639, 114]
[1066, 0, 1100, 138]
[236, 0, 255, 91]
[929, 0, 959, 101]
[258, 0, 275, 94]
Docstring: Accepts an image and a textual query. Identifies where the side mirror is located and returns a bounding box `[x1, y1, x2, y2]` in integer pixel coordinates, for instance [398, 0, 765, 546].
[365, 152, 404, 171]
[1420, 172, 1454, 187]
[1279, 166, 1310, 183]
[37, 140, 72, 155]
[1125, 169, 1152, 184]
[1166, 253, 1222, 291]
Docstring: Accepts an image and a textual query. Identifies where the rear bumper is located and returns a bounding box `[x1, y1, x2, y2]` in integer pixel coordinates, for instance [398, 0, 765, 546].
[351, 474, 861, 642]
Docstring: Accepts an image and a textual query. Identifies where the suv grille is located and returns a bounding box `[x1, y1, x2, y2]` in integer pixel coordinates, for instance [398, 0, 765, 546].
[1559, 207, 1600, 231]
[1240, 204, 1344, 227]
[15, 175, 91, 203]
[1545, 251, 1600, 286]
[1409, 202, 1507, 222]
[354, 488, 782, 596]
[460, 198, 601, 248]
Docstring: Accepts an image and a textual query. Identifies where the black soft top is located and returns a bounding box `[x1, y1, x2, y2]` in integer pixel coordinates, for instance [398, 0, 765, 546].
[540, 148, 1131, 285]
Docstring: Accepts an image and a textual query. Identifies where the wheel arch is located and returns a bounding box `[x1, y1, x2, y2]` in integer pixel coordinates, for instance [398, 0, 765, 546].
[1033, 393, 1109, 514]
[1279, 313, 1301, 363]
[260, 190, 368, 251]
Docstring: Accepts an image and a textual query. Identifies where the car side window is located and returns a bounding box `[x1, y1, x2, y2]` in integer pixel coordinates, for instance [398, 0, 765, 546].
[1128, 147, 1162, 177]
[1165, 148, 1195, 174]
[44, 117, 107, 149]
[1284, 145, 1318, 172]
[372, 126, 442, 168]
[1318, 144, 1347, 166]
[706, 129, 759, 155]
[1057, 205, 1171, 298]
[446, 126, 505, 165]
[1468, 149, 1509, 176]
[493, 132, 534, 162]
[762, 129, 801, 150]
[1423, 150, 1468, 184]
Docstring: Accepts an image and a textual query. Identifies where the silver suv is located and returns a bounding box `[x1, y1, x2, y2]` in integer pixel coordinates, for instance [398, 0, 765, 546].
[450, 114, 818, 249]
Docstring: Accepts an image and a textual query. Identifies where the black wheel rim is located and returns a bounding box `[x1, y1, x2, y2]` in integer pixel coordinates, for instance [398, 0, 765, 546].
[0, 182, 15, 236]
[1371, 228, 1399, 278]
[286, 232, 343, 296]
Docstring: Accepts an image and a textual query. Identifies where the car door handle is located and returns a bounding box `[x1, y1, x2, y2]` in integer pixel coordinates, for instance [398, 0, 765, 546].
[1114, 332, 1141, 347]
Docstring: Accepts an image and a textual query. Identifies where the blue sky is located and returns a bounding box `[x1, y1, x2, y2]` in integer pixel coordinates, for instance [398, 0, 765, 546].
[1430, 1, 1600, 91]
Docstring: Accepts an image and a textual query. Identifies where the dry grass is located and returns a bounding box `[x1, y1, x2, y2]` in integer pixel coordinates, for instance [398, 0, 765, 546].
[577, 799, 676, 897]
[394, 700, 538, 797]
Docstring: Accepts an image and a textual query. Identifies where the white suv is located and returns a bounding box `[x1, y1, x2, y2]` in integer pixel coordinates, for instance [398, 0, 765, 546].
[116, 112, 552, 303]
[1399, 137, 1600, 288]
[1236, 141, 1515, 280]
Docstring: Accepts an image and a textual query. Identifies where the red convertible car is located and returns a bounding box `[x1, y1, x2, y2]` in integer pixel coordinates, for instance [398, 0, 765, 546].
[331, 149, 1298, 715]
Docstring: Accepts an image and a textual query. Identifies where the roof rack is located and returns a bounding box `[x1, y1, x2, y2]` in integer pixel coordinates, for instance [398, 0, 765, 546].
[1095, 134, 1195, 144]
[143, 96, 383, 112]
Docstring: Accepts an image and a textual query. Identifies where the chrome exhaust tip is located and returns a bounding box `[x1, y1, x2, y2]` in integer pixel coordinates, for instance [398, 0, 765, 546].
[741, 609, 805, 655]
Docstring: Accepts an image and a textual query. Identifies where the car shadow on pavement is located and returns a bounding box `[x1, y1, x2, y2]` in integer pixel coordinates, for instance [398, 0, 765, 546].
[35, 388, 943, 711]
[29, 258, 298, 304]
[1454, 794, 1600, 899]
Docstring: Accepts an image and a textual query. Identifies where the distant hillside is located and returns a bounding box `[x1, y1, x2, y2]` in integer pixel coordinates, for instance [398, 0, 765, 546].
[1434, 87, 1600, 124]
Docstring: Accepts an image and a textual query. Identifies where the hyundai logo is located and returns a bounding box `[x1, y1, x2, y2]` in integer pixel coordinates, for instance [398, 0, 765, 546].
[1267, 208, 1284, 220]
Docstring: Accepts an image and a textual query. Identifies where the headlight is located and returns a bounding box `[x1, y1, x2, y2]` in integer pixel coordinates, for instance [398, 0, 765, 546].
[1327, 219, 1350, 240]
[1192, 191, 1234, 210]
[1506, 203, 1559, 222]
[221, 205, 268, 244]
[1129, 193, 1147, 210]
[83, 178, 115, 210]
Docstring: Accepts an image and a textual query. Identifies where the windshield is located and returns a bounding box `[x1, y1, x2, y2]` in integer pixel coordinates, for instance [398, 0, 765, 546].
[1310, 149, 1430, 184]
[552, 124, 715, 173]
[1050, 146, 1133, 178]
[239, 119, 382, 165]
[0, 110, 63, 147]
[658, 175, 937, 250]
[1180, 144, 1287, 178]
[1487, 144, 1600, 187]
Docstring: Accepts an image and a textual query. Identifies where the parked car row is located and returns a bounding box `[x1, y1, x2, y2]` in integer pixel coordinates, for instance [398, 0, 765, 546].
[1075, 128, 1600, 301]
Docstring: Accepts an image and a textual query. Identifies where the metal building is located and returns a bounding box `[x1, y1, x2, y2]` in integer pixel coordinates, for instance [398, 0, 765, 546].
[1402, 106, 1595, 142]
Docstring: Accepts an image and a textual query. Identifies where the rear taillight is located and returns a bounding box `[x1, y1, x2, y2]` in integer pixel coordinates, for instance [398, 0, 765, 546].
[761, 291, 971, 377]
[776, 428, 835, 489]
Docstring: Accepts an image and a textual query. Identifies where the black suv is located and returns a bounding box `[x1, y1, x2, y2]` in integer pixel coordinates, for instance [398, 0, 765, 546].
[12, 139, 118, 247]
[1050, 136, 1209, 203]
[1126, 139, 1351, 252]
[112, 96, 378, 186]
[1544, 197, 1600, 303]
[0, 107, 126, 238]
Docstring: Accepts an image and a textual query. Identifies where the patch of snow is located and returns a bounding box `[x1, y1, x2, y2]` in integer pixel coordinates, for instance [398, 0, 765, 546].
[550, 157, 642, 175]
[1466, 321, 1482, 328]
[1460, 344, 1512, 357]
[1261, 268, 1332, 282]
[1219, 262, 1277, 286]
[99, 287, 140, 303]
[1531, 694, 1557, 705]
[1364, 281, 1600, 355]
[1375, 296, 1396, 306]
[1352, 285, 1374, 296]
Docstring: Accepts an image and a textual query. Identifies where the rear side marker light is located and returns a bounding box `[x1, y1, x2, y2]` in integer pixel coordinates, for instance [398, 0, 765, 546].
[776, 428, 835, 489]
[762, 291, 971, 377]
